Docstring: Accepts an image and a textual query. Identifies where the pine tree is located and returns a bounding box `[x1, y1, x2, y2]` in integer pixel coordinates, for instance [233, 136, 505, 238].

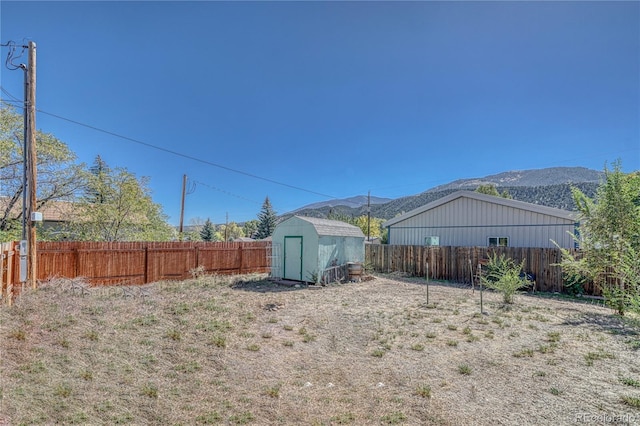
[200, 218, 215, 242]
[256, 197, 277, 239]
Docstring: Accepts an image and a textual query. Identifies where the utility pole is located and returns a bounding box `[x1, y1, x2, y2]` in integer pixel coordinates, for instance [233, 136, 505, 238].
[367, 190, 371, 242]
[225, 212, 229, 241]
[24, 42, 37, 289]
[179, 174, 186, 239]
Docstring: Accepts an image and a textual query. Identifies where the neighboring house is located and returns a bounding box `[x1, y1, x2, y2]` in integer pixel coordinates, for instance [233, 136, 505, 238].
[383, 191, 578, 249]
[271, 216, 365, 282]
[0, 197, 74, 233]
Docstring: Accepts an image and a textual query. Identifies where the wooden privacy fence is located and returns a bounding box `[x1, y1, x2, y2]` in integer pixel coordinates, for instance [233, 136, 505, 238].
[365, 245, 599, 296]
[1, 242, 17, 306]
[2, 241, 271, 299]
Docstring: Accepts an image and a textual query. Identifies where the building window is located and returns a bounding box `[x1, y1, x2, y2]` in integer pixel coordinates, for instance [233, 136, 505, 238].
[425, 236, 439, 246]
[488, 237, 508, 247]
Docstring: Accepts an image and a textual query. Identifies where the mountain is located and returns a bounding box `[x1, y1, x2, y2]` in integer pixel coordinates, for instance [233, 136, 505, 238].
[428, 167, 602, 192]
[286, 167, 603, 221]
[293, 195, 392, 211]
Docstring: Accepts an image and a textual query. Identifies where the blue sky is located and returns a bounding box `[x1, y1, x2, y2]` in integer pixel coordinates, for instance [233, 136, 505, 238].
[1, 1, 638, 226]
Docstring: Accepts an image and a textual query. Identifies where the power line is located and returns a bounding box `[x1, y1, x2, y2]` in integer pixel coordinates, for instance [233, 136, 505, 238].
[191, 179, 261, 205]
[34, 108, 338, 199]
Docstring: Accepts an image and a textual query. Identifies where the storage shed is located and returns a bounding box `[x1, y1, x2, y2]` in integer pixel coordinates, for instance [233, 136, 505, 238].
[271, 216, 365, 282]
[383, 191, 579, 249]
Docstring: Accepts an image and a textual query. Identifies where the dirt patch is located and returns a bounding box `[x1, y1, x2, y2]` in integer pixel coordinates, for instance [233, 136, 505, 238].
[1, 273, 639, 425]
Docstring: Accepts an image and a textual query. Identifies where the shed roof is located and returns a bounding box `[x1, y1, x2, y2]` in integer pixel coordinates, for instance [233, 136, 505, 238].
[293, 216, 365, 238]
[383, 190, 577, 227]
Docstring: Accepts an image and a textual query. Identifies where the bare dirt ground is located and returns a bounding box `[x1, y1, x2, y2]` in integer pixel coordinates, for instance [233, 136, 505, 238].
[1, 273, 639, 425]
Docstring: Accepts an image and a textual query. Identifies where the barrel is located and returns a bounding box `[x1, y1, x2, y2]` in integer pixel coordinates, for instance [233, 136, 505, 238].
[347, 262, 363, 281]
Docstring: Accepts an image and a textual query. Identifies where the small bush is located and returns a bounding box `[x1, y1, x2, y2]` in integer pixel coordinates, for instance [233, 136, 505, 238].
[415, 385, 432, 398]
[458, 364, 472, 375]
[481, 253, 530, 304]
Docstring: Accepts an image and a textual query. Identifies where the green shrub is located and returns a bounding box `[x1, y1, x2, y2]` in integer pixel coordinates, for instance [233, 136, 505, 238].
[481, 253, 530, 304]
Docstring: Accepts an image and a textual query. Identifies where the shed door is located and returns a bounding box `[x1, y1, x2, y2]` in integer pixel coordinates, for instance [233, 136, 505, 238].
[284, 236, 303, 281]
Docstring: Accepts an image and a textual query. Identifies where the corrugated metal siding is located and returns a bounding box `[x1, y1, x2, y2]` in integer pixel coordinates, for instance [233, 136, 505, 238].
[388, 197, 576, 248]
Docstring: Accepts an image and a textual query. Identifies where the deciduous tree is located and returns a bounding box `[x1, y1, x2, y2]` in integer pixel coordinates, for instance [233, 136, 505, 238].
[0, 105, 86, 240]
[67, 157, 174, 241]
[558, 161, 640, 315]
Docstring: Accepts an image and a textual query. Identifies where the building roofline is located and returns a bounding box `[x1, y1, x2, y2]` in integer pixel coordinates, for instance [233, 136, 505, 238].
[382, 190, 577, 227]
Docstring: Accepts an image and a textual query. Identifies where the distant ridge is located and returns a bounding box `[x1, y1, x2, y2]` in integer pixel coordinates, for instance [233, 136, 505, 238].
[286, 167, 602, 221]
[293, 195, 392, 211]
[428, 167, 603, 192]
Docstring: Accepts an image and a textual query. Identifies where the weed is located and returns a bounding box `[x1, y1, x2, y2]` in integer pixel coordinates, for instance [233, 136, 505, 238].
[537, 345, 555, 354]
[462, 326, 472, 335]
[380, 412, 407, 424]
[165, 329, 181, 341]
[432, 318, 443, 323]
[79, 370, 93, 381]
[246, 344, 260, 352]
[411, 343, 425, 351]
[261, 332, 273, 339]
[302, 333, 316, 343]
[267, 317, 278, 324]
[415, 385, 432, 398]
[466, 334, 480, 343]
[458, 364, 472, 375]
[132, 314, 158, 327]
[282, 340, 294, 347]
[584, 350, 615, 366]
[481, 253, 530, 303]
[85, 330, 99, 341]
[371, 349, 385, 357]
[620, 395, 640, 408]
[283, 324, 294, 331]
[425, 331, 437, 339]
[447, 324, 458, 331]
[209, 335, 227, 348]
[141, 383, 159, 398]
[229, 411, 255, 424]
[533, 371, 547, 377]
[485, 330, 495, 339]
[513, 348, 535, 358]
[446, 340, 458, 347]
[264, 383, 281, 398]
[547, 332, 561, 343]
[9, 328, 26, 340]
[330, 412, 356, 424]
[58, 338, 70, 348]
[197, 320, 232, 333]
[170, 302, 190, 315]
[549, 387, 562, 396]
[175, 361, 201, 374]
[195, 412, 222, 424]
[54, 383, 73, 398]
[242, 312, 256, 322]
[620, 377, 640, 387]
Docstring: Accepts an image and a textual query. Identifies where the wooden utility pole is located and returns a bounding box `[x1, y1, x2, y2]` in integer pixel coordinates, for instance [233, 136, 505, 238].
[367, 190, 371, 241]
[179, 174, 187, 238]
[26, 41, 37, 289]
[225, 212, 229, 241]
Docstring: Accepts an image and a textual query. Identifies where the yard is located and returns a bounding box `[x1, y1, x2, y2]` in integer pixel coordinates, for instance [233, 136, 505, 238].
[1, 274, 639, 425]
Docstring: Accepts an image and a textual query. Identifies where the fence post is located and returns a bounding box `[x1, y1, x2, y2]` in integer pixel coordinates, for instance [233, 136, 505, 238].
[238, 244, 243, 275]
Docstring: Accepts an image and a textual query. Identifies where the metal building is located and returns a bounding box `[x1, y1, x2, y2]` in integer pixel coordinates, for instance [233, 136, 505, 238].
[383, 191, 578, 248]
[271, 216, 365, 282]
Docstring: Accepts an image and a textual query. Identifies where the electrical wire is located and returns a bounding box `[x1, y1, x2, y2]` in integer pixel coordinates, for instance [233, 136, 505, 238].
[35, 108, 338, 199]
[191, 179, 261, 204]
[2, 41, 28, 71]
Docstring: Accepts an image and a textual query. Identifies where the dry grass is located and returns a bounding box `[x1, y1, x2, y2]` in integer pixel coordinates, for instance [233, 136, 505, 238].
[1, 273, 640, 425]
